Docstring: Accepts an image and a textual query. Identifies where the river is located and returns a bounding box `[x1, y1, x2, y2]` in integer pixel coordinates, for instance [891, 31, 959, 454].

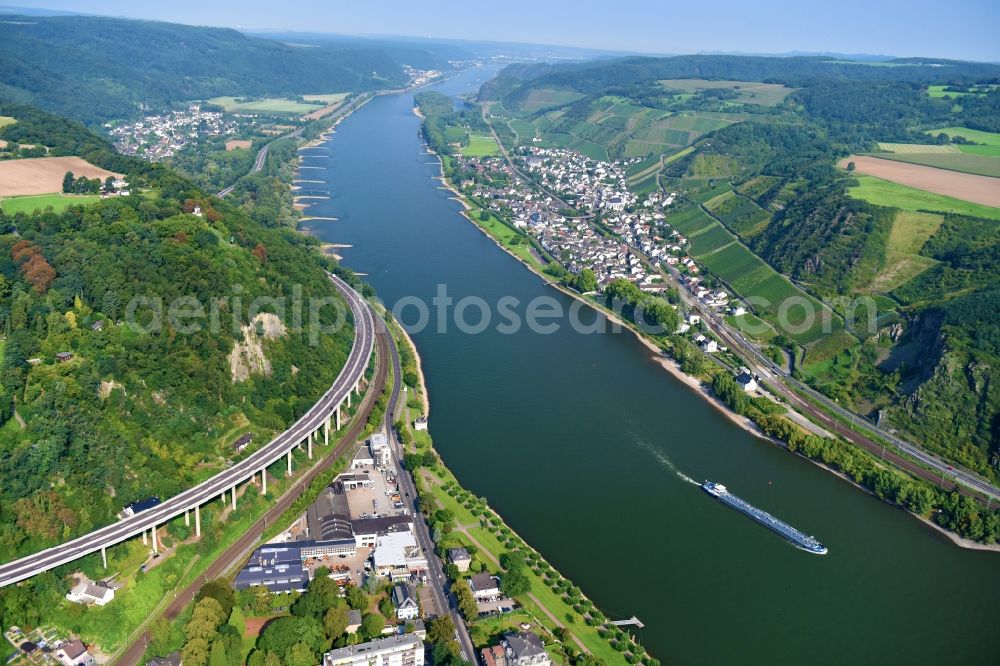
[298, 67, 1000, 665]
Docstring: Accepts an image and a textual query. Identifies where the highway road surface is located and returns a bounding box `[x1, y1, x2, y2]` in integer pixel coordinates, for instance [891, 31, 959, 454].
[216, 128, 303, 198]
[379, 318, 477, 662]
[216, 93, 372, 199]
[0, 273, 374, 588]
[114, 312, 390, 666]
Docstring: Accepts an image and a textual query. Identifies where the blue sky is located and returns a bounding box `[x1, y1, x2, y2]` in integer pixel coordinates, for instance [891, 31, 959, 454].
[6, 0, 1000, 61]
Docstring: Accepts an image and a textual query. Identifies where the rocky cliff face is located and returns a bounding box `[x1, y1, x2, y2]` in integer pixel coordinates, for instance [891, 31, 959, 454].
[228, 313, 287, 383]
[886, 322, 999, 476]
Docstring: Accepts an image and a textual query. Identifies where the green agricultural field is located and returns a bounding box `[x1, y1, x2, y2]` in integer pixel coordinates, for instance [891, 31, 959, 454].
[861, 151, 1000, 178]
[567, 138, 609, 160]
[875, 142, 959, 154]
[302, 93, 349, 104]
[926, 126, 1000, 146]
[688, 182, 732, 203]
[956, 144, 1000, 157]
[658, 79, 794, 106]
[704, 190, 770, 236]
[0, 116, 15, 129]
[629, 172, 660, 195]
[508, 119, 537, 143]
[690, 227, 833, 343]
[626, 154, 662, 179]
[688, 222, 734, 256]
[698, 240, 769, 283]
[668, 206, 716, 235]
[0, 193, 100, 214]
[726, 312, 776, 340]
[627, 153, 671, 193]
[868, 211, 942, 293]
[461, 133, 501, 157]
[735, 269, 836, 344]
[206, 96, 320, 114]
[847, 174, 1000, 221]
[444, 126, 468, 143]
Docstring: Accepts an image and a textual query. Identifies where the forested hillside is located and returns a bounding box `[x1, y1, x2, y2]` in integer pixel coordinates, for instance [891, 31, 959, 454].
[0, 14, 410, 124]
[0, 105, 355, 560]
[482, 54, 1000, 477]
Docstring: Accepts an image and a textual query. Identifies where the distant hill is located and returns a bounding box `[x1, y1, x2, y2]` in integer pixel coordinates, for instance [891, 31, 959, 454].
[0, 14, 411, 124]
[479, 54, 1000, 477]
[480, 54, 1000, 105]
[250, 32, 476, 71]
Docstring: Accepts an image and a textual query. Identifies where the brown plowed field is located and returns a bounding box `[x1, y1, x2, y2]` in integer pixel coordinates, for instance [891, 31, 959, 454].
[841, 155, 1000, 208]
[0, 156, 121, 196]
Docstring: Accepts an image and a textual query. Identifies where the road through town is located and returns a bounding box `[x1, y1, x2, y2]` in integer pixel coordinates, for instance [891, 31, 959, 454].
[379, 318, 477, 662]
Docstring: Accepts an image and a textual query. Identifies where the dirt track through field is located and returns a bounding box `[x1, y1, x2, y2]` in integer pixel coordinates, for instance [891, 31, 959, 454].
[0, 156, 121, 196]
[842, 155, 1000, 208]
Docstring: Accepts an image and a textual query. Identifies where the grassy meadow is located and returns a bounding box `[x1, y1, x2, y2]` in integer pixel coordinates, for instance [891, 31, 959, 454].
[925, 126, 1000, 146]
[461, 133, 501, 157]
[206, 96, 321, 115]
[1, 193, 101, 214]
[302, 93, 349, 105]
[867, 211, 942, 292]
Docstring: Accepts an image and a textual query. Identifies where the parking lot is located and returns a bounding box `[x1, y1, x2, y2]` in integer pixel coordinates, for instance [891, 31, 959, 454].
[344, 465, 404, 520]
[476, 596, 519, 615]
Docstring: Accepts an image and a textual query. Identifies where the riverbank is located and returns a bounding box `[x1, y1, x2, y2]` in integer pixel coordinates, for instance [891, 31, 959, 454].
[291, 73, 1000, 663]
[418, 115, 1000, 555]
[395, 320, 429, 417]
[389, 319, 650, 665]
[421, 127, 780, 449]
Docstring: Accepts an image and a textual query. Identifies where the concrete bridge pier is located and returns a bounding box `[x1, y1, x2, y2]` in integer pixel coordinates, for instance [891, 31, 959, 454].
[101, 546, 107, 570]
[142, 531, 147, 546]
[195, 505, 201, 537]
[324, 419, 330, 445]
[231, 485, 237, 511]
[347, 390, 351, 408]
[307, 433, 313, 459]
[261, 468, 268, 495]
[151, 526, 158, 553]
[184, 509, 190, 527]
[336, 404, 341, 430]
[287, 450, 293, 476]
